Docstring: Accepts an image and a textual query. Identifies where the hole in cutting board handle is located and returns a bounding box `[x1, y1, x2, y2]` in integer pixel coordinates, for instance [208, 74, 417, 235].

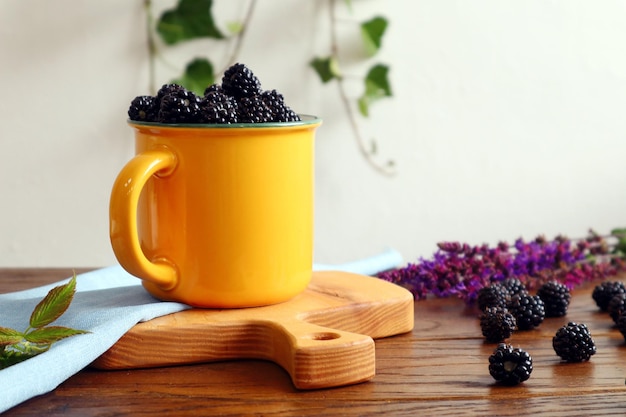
[302, 332, 341, 341]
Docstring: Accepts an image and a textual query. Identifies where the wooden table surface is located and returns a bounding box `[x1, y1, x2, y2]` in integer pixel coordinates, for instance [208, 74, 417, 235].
[2, 268, 626, 416]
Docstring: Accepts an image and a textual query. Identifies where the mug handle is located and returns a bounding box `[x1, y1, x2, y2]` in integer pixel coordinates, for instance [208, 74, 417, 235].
[109, 148, 178, 290]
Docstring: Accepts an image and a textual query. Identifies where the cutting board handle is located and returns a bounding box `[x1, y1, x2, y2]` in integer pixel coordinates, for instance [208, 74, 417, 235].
[92, 316, 376, 390]
[272, 319, 375, 389]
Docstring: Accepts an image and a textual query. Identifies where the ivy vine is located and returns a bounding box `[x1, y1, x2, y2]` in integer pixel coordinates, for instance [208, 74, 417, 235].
[143, 0, 394, 175]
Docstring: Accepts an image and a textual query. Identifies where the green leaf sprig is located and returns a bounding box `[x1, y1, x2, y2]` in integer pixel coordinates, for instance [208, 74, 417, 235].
[610, 228, 626, 255]
[0, 274, 89, 369]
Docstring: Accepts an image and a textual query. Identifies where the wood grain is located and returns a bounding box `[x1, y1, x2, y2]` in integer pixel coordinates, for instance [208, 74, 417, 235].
[2, 268, 626, 416]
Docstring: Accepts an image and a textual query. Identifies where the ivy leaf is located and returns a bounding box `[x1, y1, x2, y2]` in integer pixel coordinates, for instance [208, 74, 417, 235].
[361, 16, 388, 57]
[357, 64, 392, 117]
[171, 58, 215, 95]
[0, 327, 23, 347]
[157, 0, 224, 45]
[309, 56, 342, 83]
[24, 326, 89, 345]
[29, 274, 77, 329]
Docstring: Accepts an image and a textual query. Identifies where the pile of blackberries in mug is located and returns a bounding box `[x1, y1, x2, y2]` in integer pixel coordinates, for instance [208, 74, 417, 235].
[128, 63, 300, 125]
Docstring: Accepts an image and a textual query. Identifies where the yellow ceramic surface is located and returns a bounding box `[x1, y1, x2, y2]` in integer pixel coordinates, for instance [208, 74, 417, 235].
[110, 116, 321, 308]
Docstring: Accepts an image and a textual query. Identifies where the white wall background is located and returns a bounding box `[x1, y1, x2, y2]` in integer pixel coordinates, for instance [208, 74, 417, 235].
[1, 0, 626, 268]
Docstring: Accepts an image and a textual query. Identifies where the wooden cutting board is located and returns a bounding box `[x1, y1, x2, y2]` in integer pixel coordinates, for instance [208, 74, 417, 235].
[91, 271, 414, 389]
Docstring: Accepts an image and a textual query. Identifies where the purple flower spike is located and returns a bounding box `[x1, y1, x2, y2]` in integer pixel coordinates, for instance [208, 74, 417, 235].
[376, 229, 626, 304]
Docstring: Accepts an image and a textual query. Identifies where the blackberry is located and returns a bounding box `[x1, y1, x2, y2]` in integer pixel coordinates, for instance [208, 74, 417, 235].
[480, 306, 516, 343]
[156, 83, 185, 105]
[237, 95, 273, 123]
[616, 311, 626, 341]
[260, 90, 300, 122]
[552, 322, 596, 362]
[128, 95, 158, 122]
[607, 293, 626, 323]
[488, 343, 533, 385]
[476, 284, 508, 311]
[222, 63, 262, 99]
[508, 293, 545, 330]
[537, 281, 571, 317]
[592, 281, 626, 311]
[158, 88, 203, 123]
[199, 91, 239, 124]
[500, 278, 528, 298]
[204, 83, 224, 96]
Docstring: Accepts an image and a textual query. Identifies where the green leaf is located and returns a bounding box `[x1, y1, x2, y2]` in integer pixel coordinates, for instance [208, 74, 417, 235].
[358, 64, 392, 117]
[611, 228, 626, 254]
[361, 16, 388, 57]
[171, 58, 215, 95]
[611, 228, 626, 237]
[0, 350, 38, 370]
[29, 275, 77, 329]
[24, 326, 89, 345]
[0, 327, 23, 347]
[309, 56, 342, 83]
[157, 0, 224, 45]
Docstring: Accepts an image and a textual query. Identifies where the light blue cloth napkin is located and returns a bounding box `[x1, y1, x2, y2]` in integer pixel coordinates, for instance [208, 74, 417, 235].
[0, 248, 403, 413]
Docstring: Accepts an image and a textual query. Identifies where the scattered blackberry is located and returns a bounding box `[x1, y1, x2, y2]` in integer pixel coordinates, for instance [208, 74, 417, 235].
[128, 95, 158, 122]
[537, 281, 571, 317]
[552, 322, 596, 362]
[607, 293, 626, 323]
[488, 343, 533, 385]
[238, 95, 273, 123]
[199, 91, 238, 124]
[480, 307, 516, 343]
[476, 284, 508, 311]
[508, 293, 545, 330]
[616, 311, 626, 341]
[592, 281, 626, 311]
[260, 90, 301, 122]
[222, 63, 262, 99]
[157, 88, 203, 123]
[500, 278, 528, 298]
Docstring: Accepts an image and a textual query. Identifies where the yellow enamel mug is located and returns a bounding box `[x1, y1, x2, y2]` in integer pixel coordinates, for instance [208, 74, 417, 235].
[109, 116, 321, 308]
